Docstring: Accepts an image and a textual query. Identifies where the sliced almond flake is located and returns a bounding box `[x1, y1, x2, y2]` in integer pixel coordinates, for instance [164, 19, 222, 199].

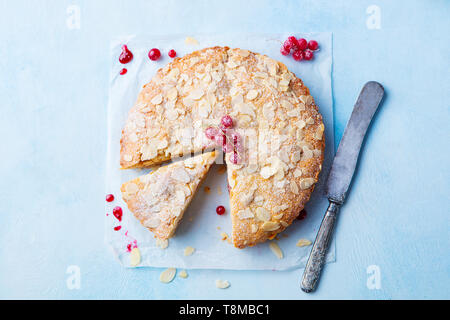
[215, 279, 230, 289]
[123, 154, 132, 162]
[237, 49, 250, 57]
[305, 117, 315, 125]
[251, 224, 259, 233]
[184, 246, 195, 256]
[269, 242, 283, 259]
[140, 143, 158, 161]
[280, 221, 289, 227]
[157, 138, 168, 150]
[238, 208, 254, 220]
[144, 217, 160, 228]
[314, 123, 325, 140]
[167, 87, 178, 101]
[261, 221, 280, 232]
[130, 247, 141, 266]
[171, 167, 191, 183]
[290, 180, 299, 194]
[156, 238, 169, 249]
[260, 166, 276, 179]
[255, 207, 271, 221]
[273, 213, 284, 220]
[273, 204, 289, 213]
[293, 168, 303, 178]
[189, 88, 204, 100]
[292, 151, 301, 163]
[296, 239, 312, 247]
[178, 270, 188, 278]
[125, 182, 139, 195]
[159, 268, 177, 283]
[246, 89, 258, 100]
[151, 94, 163, 105]
[300, 177, 316, 190]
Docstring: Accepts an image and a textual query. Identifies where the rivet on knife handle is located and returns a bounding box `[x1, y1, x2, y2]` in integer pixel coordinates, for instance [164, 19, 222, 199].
[301, 201, 340, 293]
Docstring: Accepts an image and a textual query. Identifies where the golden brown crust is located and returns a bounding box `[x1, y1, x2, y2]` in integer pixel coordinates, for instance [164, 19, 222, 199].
[120, 46, 325, 248]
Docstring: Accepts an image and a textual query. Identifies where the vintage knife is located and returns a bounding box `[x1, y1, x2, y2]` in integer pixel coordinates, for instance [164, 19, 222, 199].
[301, 81, 385, 293]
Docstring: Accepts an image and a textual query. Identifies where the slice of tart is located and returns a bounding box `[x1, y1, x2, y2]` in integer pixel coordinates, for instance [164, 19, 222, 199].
[121, 151, 217, 240]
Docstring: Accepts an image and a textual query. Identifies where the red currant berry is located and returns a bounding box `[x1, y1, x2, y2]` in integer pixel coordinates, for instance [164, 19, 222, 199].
[304, 50, 314, 60]
[297, 38, 308, 51]
[205, 127, 218, 140]
[114, 226, 122, 231]
[230, 131, 240, 145]
[297, 209, 307, 220]
[168, 49, 176, 58]
[221, 115, 233, 129]
[216, 205, 226, 215]
[280, 46, 290, 56]
[148, 48, 161, 61]
[214, 134, 227, 146]
[229, 152, 240, 164]
[308, 40, 318, 51]
[292, 50, 304, 61]
[287, 36, 299, 51]
[112, 206, 123, 222]
[119, 68, 127, 75]
[106, 194, 115, 202]
[119, 45, 133, 64]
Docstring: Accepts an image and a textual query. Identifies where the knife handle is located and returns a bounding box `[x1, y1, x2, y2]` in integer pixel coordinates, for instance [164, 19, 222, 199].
[301, 201, 340, 293]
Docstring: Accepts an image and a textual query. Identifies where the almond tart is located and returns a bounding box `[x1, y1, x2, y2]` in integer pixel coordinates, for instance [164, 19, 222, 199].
[120, 47, 325, 248]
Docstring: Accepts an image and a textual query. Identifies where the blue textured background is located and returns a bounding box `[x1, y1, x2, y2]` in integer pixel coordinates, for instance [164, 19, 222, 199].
[0, 0, 449, 299]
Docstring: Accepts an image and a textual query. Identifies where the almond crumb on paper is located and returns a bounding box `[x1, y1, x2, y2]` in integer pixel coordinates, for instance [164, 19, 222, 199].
[178, 270, 188, 279]
[269, 242, 283, 259]
[220, 232, 229, 241]
[204, 186, 211, 194]
[156, 238, 169, 249]
[215, 279, 230, 289]
[185, 36, 199, 45]
[296, 239, 312, 247]
[160, 268, 176, 283]
[184, 246, 195, 256]
[130, 247, 141, 266]
[217, 186, 223, 195]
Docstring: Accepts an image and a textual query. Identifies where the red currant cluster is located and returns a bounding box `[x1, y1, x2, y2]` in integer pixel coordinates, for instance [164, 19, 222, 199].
[280, 36, 319, 61]
[204, 115, 242, 164]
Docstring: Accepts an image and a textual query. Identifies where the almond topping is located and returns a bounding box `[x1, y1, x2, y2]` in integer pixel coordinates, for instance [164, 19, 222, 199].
[184, 246, 195, 256]
[246, 89, 258, 100]
[129, 247, 141, 266]
[178, 270, 188, 278]
[269, 242, 283, 259]
[261, 221, 280, 232]
[255, 207, 271, 221]
[296, 239, 312, 247]
[300, 178, 315, 190]
[151, 94, 163, 105]
[159, 268, 176, 283]
[215, 279, 230, 289]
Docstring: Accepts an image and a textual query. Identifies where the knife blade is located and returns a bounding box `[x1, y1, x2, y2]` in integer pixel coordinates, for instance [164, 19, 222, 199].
[301, 81, 384, 293]
[326, 81, 385, 204]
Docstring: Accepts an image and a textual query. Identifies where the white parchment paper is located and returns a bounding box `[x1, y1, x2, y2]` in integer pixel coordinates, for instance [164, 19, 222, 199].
[105, 33, 334, 270]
